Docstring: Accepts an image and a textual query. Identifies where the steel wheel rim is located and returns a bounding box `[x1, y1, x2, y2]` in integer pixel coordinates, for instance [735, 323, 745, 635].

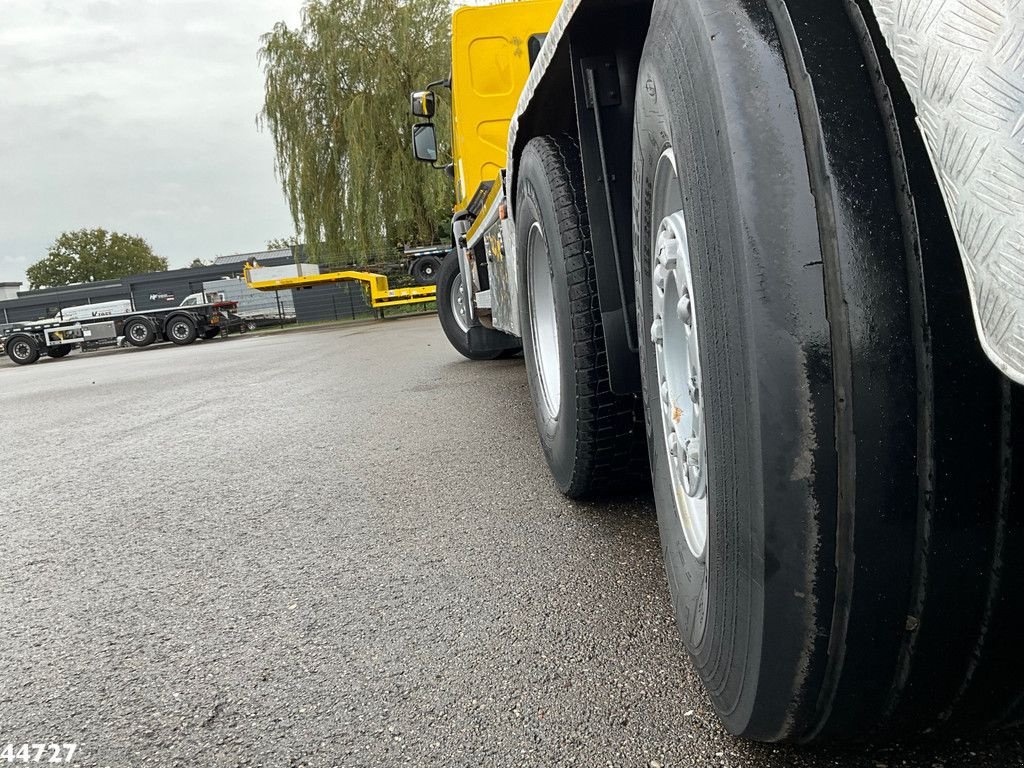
[527, 221, 561, 419]
[451, 269, 471, 333]
[171, 322, 189, 340]
[651, 147, 708, 559]
[12, 341, 31, 360]
[129, 324, 147, 342]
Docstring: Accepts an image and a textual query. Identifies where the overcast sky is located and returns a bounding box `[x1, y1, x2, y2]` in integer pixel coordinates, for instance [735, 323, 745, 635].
[0, 0, 303, 286]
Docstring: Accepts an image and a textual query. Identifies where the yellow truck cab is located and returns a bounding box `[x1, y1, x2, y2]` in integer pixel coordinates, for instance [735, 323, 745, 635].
[448, 1, 560, 214]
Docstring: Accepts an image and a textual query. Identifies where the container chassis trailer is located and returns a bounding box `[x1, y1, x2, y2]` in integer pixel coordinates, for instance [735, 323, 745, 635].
[1, 302, 233, 366]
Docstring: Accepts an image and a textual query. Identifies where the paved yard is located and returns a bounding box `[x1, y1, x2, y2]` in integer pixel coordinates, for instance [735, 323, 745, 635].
[1, 317, 1021, 766]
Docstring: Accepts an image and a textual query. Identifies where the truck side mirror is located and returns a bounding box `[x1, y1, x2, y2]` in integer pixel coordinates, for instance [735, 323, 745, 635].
[410, 90, 436, 119]
[412, 123, 438, 163]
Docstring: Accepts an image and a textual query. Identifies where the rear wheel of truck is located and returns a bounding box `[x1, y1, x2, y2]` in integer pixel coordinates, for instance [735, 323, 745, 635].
[166, 316, 197, 346]
[45, 345, 73, 359]
[516, 136, 645, 499]
[6, 335, 40, 365]
[633, 0, 1022, 742]
[436, 249, 505, 361]
[124, 318, 156, 347]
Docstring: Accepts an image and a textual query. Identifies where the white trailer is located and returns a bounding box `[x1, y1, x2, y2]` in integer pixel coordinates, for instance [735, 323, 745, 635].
[1, 297, 232, 365]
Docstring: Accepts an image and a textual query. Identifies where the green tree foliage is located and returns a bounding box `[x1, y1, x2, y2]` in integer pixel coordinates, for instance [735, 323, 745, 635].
[26, 228, 168, 289]
[259, 0, 453, 263]
[266, 235, 301, 250]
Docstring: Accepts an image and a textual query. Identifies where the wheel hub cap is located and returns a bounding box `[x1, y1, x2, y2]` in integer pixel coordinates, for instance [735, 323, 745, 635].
[527, 221, 561, 419]
[451, 271, 471, 333]
[652, 205, 707, 558]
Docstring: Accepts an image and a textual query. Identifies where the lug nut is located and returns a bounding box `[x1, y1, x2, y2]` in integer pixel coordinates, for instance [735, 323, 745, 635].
[651, 317, 664, 344]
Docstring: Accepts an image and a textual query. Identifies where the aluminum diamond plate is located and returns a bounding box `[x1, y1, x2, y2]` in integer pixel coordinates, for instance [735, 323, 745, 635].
[867, 0, 1024, 382]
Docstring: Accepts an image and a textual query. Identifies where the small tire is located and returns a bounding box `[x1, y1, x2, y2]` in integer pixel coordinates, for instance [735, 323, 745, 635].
[516, 135, 645, 499]
[124, 318, 156, 347]
[202, 327, 221, 340]
[634, 0, 1023, 742]
[45, 345, 73, 359]
[165, 315, 197, 346]
[5, 335, 39, 365]
[435, 250, 504, 361]
[410, 255, 443, 285]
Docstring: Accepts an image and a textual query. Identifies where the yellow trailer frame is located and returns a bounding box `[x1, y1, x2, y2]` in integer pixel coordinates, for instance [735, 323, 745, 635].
[242, 264, 436, 309]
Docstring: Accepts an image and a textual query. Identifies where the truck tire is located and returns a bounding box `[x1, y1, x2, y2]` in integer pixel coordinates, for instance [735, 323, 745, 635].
[5, 334, 39, 365]
[410, 255, 443, 285]
[45, 345, 73, 359]
[516, 136, 645, 499]
[633, 0, 1022, 742]
[202, 327, 221, 340]
[436, 250, 505, 361]
[124, 318, 156, 347]
[165, 315, 197, 346]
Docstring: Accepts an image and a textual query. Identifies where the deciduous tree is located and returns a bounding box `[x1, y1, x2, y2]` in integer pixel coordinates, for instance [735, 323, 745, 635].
[26, 228, 167, 288]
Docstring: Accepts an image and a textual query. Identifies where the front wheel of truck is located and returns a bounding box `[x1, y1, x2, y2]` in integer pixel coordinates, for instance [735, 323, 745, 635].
[634, 0, 1022, 743]
[435, 249, 505, 361]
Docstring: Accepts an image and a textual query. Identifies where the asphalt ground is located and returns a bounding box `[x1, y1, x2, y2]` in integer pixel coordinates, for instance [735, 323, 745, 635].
[1, 316, 1021, 767]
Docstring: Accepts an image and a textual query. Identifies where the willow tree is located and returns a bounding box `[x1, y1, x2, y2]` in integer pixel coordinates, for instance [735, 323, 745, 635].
[259, 0, 453, 262]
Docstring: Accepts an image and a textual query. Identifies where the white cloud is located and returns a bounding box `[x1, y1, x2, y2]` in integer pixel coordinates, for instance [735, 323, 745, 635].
[0, 0, 303, 284]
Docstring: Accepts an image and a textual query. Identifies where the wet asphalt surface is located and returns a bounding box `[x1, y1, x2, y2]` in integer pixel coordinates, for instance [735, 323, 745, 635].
[1, 316, 1022, 767]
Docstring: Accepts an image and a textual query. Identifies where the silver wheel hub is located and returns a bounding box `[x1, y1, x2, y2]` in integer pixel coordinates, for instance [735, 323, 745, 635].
[13, 342, 30, 359]
[451, 271, 471, 333]
[130, 325, 146, 341]
[651, 152, 707, 559]
[527, 221, 561, 419]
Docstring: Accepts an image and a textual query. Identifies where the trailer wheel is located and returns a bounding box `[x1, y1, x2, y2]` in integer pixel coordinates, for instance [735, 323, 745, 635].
[166, 316, 197, 345]
[45, 345, 73, 359]
[5, 334, 40, 365]
[634, 0, 1022, 742]
[410, 255, 443, 285]
[124, 318, 156, 347]
[516, 136, 645, 499]
[435, 250, 505, 361]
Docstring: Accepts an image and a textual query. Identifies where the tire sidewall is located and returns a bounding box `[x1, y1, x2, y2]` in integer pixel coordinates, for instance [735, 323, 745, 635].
[633, 61, 712, 657]
[125, 319, 155, 347]
[516, 144, 578, 489]
[167, 317, 196, 345]
[633, 0, 763, 727]
[7, 335, 39, 365]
